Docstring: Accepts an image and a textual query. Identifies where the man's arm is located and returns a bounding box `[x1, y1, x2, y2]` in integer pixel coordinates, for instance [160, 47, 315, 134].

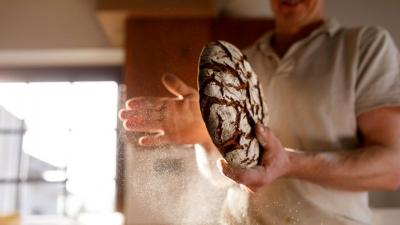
[289, 106, 400, 191]
[219, 106, 400, 192]
[119, 73, 211, 147]
[119, 74, 232, 186]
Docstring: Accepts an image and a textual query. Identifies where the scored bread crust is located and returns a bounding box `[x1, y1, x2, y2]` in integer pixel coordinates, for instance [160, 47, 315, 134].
[198, 40, 269, 168]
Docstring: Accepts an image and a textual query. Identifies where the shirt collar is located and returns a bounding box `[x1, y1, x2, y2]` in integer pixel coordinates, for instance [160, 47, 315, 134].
[257, 18, 341, 55]
[321, 18, 341, 36]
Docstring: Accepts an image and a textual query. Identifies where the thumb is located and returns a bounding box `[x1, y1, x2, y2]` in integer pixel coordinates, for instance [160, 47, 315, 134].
[162, 73, 196, 99]
[256, 123, 281, 151]
[255, 123, 271, 148]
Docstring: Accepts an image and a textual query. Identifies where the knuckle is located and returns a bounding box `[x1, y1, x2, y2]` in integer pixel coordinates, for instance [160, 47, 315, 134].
[257, 134, 268, 146]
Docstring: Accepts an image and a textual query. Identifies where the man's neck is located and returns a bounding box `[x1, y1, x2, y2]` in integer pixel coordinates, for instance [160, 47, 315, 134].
[272, 19, 325, 58]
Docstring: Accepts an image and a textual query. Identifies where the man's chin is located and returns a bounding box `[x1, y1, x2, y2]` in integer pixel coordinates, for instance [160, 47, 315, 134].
[277, 15, 306, 27]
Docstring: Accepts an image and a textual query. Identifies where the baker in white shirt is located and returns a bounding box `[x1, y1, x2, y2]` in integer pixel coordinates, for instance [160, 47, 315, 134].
[119, 0, 400, 224]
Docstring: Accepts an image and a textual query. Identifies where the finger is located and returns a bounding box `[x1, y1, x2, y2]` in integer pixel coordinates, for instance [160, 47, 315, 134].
[123, 118, 162, 133]
[162, 73, 196, 99]
[118, 109, 126, 120]
[119, 130, 146, 146]
[236, 167, 266, 185]
[126, 97, 169, 110]
[217, 158, 238, 182]
[218, 159, 266, 185]
[120, 130, 142, 141]
[119, 109, 163, 121]
[139, 134, 169, 146]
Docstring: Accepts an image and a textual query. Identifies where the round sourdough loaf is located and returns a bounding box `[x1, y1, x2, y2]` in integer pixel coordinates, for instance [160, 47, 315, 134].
[198, 40, 268, 168]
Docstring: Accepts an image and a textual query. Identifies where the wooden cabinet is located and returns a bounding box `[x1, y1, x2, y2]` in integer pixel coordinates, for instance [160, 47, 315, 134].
[123, 18, 274, 98]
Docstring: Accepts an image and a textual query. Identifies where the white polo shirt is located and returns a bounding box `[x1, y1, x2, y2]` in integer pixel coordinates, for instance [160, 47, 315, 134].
[221, 19, 400, 225]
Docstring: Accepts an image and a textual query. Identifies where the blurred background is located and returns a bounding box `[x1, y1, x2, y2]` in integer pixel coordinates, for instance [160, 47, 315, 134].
[0, 0, 399, 225]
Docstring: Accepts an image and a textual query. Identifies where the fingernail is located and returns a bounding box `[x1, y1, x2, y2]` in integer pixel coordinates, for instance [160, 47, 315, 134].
[256, 123, 265, 132]
[118, 110, 125, 119]
[138, 136, 147, 146]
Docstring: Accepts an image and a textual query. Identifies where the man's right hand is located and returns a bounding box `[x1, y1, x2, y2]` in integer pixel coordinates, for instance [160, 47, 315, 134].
[119, 73, 212, 147]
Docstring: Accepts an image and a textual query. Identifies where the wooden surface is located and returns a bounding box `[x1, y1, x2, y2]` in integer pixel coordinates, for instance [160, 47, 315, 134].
[123, 18, 274, 98]
[124, 18, 211, 97]
[211, 19, 274, 49]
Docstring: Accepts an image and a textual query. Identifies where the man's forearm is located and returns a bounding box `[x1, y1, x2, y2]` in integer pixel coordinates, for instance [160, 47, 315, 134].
[288, 145, 400, 191]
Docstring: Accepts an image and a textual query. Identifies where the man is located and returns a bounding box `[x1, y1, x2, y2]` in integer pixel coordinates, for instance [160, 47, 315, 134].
[119, 0, 400, 224]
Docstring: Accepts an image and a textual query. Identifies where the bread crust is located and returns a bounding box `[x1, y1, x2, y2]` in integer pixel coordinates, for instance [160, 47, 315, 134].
[198, 40, 268, 168]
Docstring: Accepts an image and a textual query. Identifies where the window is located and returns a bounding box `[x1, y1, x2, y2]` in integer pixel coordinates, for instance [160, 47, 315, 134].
[0, 80, 119, 218]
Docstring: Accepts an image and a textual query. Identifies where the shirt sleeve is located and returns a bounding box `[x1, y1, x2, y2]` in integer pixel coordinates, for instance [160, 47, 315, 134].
[355, 26, 400, 116]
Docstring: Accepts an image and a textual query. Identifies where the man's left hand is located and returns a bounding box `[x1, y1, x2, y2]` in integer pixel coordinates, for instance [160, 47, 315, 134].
[218, 123, 293, 193]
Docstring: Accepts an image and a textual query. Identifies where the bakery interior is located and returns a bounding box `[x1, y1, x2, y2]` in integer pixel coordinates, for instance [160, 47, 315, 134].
[0, 0, 399, 225]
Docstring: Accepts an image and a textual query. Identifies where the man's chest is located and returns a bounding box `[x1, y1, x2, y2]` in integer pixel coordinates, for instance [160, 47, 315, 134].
[245, 44, 360, 150]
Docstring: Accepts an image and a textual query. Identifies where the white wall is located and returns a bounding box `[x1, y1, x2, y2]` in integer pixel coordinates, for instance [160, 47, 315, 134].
[326, 0, 400, 47]
[0, 0, 109, 49]
[1, 0, 399, 49]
